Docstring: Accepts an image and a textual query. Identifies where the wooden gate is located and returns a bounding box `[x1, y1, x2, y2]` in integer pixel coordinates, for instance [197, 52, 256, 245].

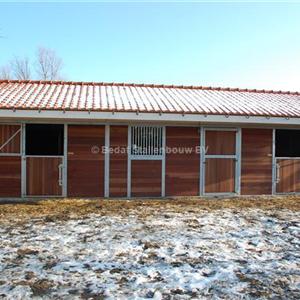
[275, 159, 300, 193]
[26, 157, 63, 196]
[203, 129, 238, 194]
[68, 125, 105, 197]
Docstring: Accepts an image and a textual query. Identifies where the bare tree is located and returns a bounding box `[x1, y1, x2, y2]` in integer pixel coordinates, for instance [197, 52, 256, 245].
[0, 47, 64, 80]
[35, 47, 63, 80]
[10, 56, 31, 80]
[0, 65, 12, 79]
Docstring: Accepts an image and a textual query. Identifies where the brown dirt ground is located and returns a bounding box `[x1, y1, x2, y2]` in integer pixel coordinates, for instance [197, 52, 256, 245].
[0, 195, 299, 224]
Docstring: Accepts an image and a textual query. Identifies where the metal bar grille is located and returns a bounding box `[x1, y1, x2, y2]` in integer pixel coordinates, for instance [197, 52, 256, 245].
[131, 126, 163, 156]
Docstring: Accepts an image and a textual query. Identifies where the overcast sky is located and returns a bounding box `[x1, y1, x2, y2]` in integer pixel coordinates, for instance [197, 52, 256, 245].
[1, 2, 300, 92]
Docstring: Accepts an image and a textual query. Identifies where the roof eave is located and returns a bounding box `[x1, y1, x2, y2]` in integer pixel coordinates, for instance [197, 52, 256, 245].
[0, 108, 299, 126]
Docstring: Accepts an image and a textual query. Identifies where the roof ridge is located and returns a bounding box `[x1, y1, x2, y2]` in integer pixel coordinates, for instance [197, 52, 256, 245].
[0, 79, 299, 96]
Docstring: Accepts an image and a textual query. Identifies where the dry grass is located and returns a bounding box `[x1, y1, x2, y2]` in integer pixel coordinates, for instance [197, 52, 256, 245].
[0, 195, 299, 224]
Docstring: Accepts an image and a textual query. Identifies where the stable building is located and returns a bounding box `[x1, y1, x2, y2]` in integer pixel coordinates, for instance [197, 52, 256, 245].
[0, 80, 300, 198]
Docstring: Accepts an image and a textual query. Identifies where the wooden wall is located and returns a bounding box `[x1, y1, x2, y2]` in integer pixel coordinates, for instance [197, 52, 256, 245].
[0, 124, 21, 197]
[165, 127, 200, 196]
[0, 157, 21, 197]
[26, 157, 62, 196]
[109, 126, 128, 197]
[0, 124, 279, 198]
[241, 128, 273, 195]
[68, 125, 105, 197]
[131, 160, 162, 197]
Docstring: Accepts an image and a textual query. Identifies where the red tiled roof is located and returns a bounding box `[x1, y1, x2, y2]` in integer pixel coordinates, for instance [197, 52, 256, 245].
[0, 79, 300, 118]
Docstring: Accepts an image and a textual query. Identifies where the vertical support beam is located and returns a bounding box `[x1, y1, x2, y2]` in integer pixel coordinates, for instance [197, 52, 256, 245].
[199, 127, 205, 196]
[272, 128, 276, 195]
[63, 124, 68, 197]
[161, 126, 166, 197]
[235, 128, 242, 195]
[21, 123, 26, 198]
[127, 126, 131, 198]
[104, 124, 110, 198]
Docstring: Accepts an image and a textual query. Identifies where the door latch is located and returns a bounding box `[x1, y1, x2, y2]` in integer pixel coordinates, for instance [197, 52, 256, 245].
[58, 164, 63, 186]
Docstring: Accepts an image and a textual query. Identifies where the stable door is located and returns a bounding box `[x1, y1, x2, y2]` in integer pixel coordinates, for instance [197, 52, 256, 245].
[203, 129, 239, 195]
[25, 124, 64, 197]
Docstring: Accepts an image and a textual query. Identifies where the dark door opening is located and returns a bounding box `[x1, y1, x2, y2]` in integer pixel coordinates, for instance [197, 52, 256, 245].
[25, 124, 64, 196]
[275, 129, 300, 194]
[276, 129, 300, 158]
[26, 124, 64, 156]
